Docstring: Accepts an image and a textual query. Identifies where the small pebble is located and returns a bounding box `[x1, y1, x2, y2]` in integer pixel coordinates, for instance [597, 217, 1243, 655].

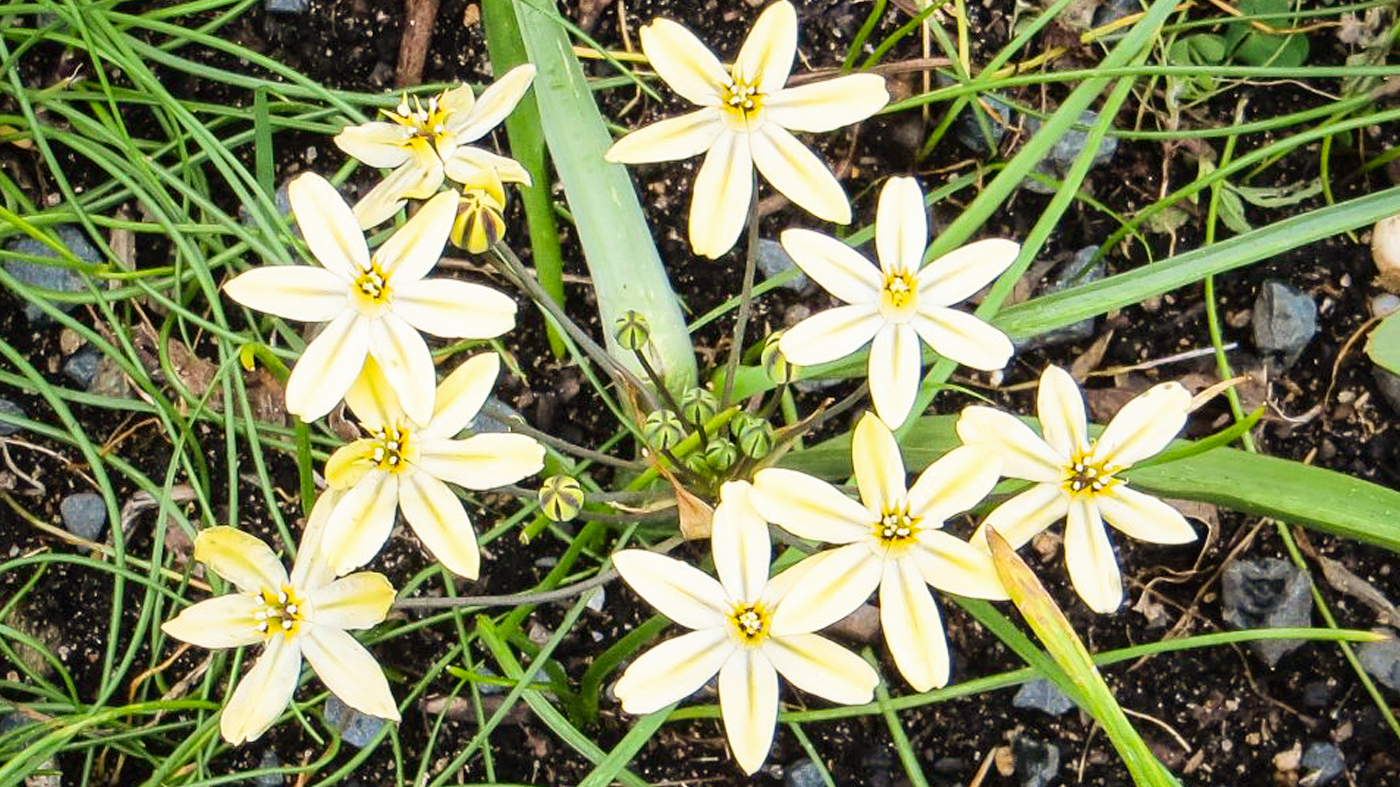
[1221, 558, 1312, 667]
[783, 757, 824, 787]
[1012, 678, 1076, 716]
[1356, 639, 1400, 692]
[1022, 110, 1118, 194]
[474, 398, 520, 434]
[59, 492, 107, 543]
[1016, 246, 1104, 351]
[955, 93, 1012, 156]
[1301, 680, 1335, 709]
[322, 695, 386, 748]
[264, 0, 308, 13]
[1012, 734, 1061, 787]
[1252, 280, 1317, 369]
[63, 348, 99, 390]
[756, 239, 810, 292]
[4, 227, 100, 323]
[1093, 0, 1141, 27]
[1299, 742, 1345, 786]
[1371, 293, 1400, 318]
[252, 749, 282, 787]
[1372, 367, 1400, 415]
[0, 398, 25, 436]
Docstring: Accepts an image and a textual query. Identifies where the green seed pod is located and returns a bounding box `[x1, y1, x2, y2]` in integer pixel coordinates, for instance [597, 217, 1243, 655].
[538, 475, 584, 522]
[704, 437, 738, 471]
[762, 332, 798, 384]
[614, 310, 651, 351]
[643, 409, 686, 451]
[734, 417, 774, 459]
[684, 450, 712, 476]
[680, 386, 718, 425]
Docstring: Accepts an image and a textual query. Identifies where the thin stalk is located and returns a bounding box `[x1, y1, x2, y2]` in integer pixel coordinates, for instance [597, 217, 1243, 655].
[721, 171, 762, 409]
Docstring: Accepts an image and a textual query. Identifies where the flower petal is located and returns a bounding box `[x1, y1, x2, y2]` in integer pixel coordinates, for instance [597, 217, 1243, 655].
[375, 190, 456, 284]
[751, 124, 850, 224]
[290, 488, 343, 589]
[875, 177, 926, 277]
[451, 64, 536, 143]
[301, 625, 400, 721]
[285, 311, 370, 421]
[689, 132, 752, 259]
[766, 72, 889, 131]
[777, 303, 881, 366]
[351, 159, 442, 230]
[324, 440, 377, 493]
[307, 572, 395, 630]
[322, 472, 399, 576]
[289, 173, 370, 279]
[399, 472, 480, 578]
[223, 266, 349, 322]
[711, 481, 772, 603]
[972, 483, 1068, 551]
[778, 228, 881, 305]
[736, 0, 796, 90]
[1096, 486, 1196, 545]
[955, 405, 1063, 482]
[417, 433, 544, 489]
[868, 322, 922, 428]
[1037, 365, 1089, 458]
[749, 469, 870, 544]
[767, 543, 881, 636]
[911, 530, 1008, 600]
[221, 637, 300, 745]
[852, 412, 907, 516]
[366, 312, 436, 426]
[639, 18, 728, 106]
[917, 238, 1019, 304]
[909, 307, 1013, 372]
[612, 549, 728, 630]
[194, 526, 288, 593]
[392, 278, 517, 340]
[718, 649, 779, 775]
[444, 145, 532, 187]
[342, 356, 405, 431]
[762, 632, 877, 705]
[604, 109, 724, 165]
[1064, 496, 1122, 613]
[423, 352, 497, 438]
[879, 558, 949, 692]
[1094, 381, 1191, 468]
[334, 121, 415, 168]
[162, 595, 265, 649]
[907, 445, 1002, 524]
[615, 628, 730, 714]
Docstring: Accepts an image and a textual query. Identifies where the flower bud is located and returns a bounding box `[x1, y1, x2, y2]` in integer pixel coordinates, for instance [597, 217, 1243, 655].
[680, 387, 718, 425]
[538, 475, 584, 522]
[762, 332, 798, 384]
[450, 186, 507, 254]
[731, 415, 774, 459]
[1373, 215, 1400, 293]
[614, 310, 651, 351]
[703, 438, 738, 471]
[643, 409, 686, 451]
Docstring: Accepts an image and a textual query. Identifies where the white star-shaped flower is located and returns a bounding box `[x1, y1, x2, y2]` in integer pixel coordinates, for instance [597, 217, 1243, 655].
[957, 365, 1197, 613]
[605, 1, 888, 258]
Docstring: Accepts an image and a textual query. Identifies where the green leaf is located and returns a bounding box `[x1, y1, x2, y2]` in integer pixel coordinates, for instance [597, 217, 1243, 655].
[1366, 311, 1400, 376]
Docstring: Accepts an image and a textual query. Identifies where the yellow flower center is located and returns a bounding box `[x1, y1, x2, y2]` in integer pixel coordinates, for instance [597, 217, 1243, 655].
[1062, 446, 1121, 497]
[721, 78, 764, 126]
[254, 585, 305, 639]
[728, 602, 770, 646]
[872, 504, 921, 548]
[879, 271, 919, 320]
[351, 261, 394, 315]
[385, 92, 453, 148]
[369, 425, 413, 473]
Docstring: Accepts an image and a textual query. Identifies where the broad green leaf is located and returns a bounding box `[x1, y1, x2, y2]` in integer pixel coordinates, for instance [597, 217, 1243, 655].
[1366, 311, 1400, 376]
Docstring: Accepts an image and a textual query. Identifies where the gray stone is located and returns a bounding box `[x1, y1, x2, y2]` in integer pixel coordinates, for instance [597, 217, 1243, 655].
[1301, 680, 1335, 709]
[59, 492, 107, 543]
[1093, 0, 1141, 27]
[1016, 246, 1105, 351]
[1356, 639, 1400, 692]
[1299, 742, 1344, 786]
[756, 239, 810, 292]
[252, 750, 282, 787]
[955, 93, 1012, 155]
[0, 398, 25, 436]
[322, 695, 386, 748]
[1252, 280, 1317, 369]
[1221, 558, 1312, 667]
[1012, 734, 1061, 787]
[5, 227, 100, 323]
[1022, 110, 1118, 194]
[474, 398, 521, 434]
[783, 758, 824, 787]
[264, 0, 308, 12]
[63, 348, 99, 390]
[1013, 678, 1076, 716]
[1372, 366, 1400, 415]
[239, 180, 294, 229]
[2, 713, 60, 787]
[1371, 293, 1400, 318]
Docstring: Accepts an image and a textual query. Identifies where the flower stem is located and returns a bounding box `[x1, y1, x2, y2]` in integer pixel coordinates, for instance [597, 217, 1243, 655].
[720, 171, 762, 409]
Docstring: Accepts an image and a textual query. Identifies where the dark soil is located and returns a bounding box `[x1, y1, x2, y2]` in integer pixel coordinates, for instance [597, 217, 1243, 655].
[2, 1, 1399, 786]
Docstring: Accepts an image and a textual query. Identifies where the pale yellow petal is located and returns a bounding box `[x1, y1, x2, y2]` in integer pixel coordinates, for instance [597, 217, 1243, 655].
[342, 356, 405, 432]
[852, 412, 907, 516]
[324, 441, 377, 493]
[911, 530, 1008, 600]
[612, 549, 728, 630]
[955, 406, 1063, 482]
[334, 122, 414, 168]
[322, 472, 399, 576]
[351, 160, 439, 230]
[1064, 497, 1122, 613]
[1037, 365, 1089, 458]
[366, 311, 436, 426]
[767, 543, 880, 636]
[778, 227, 882, 305]
[718, 649, 779, 775]
[423, 352, 498, 438]
[734, 0, 796, 92]
[689, 132, 752, 259]
[762, 632, 877, 705]
[749, 469, 870, 544]
[451, 64, 536, 142]
[285, 311, 370, 422]
[220, 637, 300, 745]
[751, 124, 849, 224]
[638, 18, 727, 106]
[1097, 486, 1196, 545]
[875, 177, 926, 278]
[868, 322, 922, 428]
[161, 595, 265, 649]
[604, 109, 723, 164]
[879, 558, 949, 691]
[438, 84, 476, 119]
[375, 189, 456, 283]
[307, 571, 394, 630]
[777, 304, 881, 366]
[444, 146, 532, 187]
[972, 483, 1067, 551]
[615, 628, 730, 714]
[906, 444, 1002, 525]
[1094, 381, 1191, 468]
[711, 481, 771, 603]
[916, 238, 1020, 305]
[417, 433, 544, 489]
[194, 527, 288, 593]
[290, 488, 343, 589]
[909, 307, 1013, 372]
[301, 626, 400, 721]
[222, 267, 348, 322]
[288, 173, 370, 279]
[765, 73, 889, 132]
[399, 472, 480, 578]
[392, 278, 517, 339]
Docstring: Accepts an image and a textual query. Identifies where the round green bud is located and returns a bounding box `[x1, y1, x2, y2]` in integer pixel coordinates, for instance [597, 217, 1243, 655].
[538, 475, 584, 522]
[684, 450, 712, 476]
[614, 310, 651, 351]
[643, 409, 686, 451]
[704, 438, 738, 471]
[680, 386, 718, 425]
[734, 417, 774, 459]
[762, 332, 798, 384]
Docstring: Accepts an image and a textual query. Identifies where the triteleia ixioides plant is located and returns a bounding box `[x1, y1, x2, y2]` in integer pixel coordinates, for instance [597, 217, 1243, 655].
[160, 491, 398, 745]
[222, 173, 516, 424]
[604, 0, 889, 258]
[956, 365, 1198, 613]
[321, 353, 545, 578]
[748, 413, 1008, 692]
[778, 176, 1019, 427]
[612, 481, 878, 774]
[333, 65, 536, 228]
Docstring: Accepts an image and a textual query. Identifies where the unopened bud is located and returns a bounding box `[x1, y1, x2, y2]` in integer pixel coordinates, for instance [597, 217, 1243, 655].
[538, 475, 584, 522]
[614, 310, 651, 351]
[732, 415, 774, 459]
[680, 387, 718, 425]
[643, 409, 685, 451]
[762, 332, 798, 384]
[704, 438, 738, 471]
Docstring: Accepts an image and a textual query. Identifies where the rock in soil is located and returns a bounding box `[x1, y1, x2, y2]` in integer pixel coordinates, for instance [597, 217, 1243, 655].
[323, 695, 385, 748]
[4, 226, 100, 323]
[1012, 734, 1061, 787]
[0, 397, 25, 435]
[1252, 279, 1317, 369]
[1012, 677, 1076, 716]
[252, 749, 281, 787]
[783, 757, 824, 787]
[1299, 741, 1345, 786]
[1221, 558, 1313, 667]
[63, 348, 99, 390]
[1356, 638, 1400, 692]
[1022, 110, 1118, 195]
[1015, 246, 1104, 351]
[59, 492, 107, 544]
[757, 239, 810, 293]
